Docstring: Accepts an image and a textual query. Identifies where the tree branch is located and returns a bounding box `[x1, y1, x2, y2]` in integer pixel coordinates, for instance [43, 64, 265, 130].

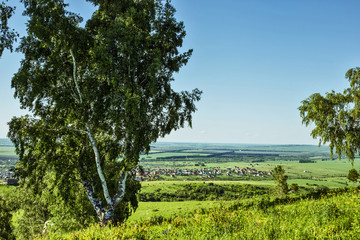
[112, 171, 128, 205]
[70, 49, 83, 104]
[86, 124, 113, 207]
[81, 178, 105, 222]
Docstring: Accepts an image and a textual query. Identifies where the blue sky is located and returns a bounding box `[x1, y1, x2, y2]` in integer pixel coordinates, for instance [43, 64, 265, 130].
[1, 0, 360, 144]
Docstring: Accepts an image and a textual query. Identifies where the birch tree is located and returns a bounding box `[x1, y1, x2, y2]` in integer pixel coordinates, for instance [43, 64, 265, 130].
[299, 67, 360, 163]
[8, 0, 201, 225]
[0, 0, 17, 56]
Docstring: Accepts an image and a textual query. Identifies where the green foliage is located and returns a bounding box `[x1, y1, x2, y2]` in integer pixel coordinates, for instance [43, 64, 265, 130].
[0, 194, 14, 240]
[273, 165, 288, 197]
[140, 183, 268, 202]
[0, 0, 17, 56]
[8, 0, 200, 225]
[289, 183, 299, 192]
[299, 67, 360, 163]
[347, 168, 359, 184]
[5, 173, 98, 239]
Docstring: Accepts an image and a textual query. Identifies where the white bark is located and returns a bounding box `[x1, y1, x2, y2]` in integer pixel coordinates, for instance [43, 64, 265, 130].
[70, 49, 131, 224]
[69, 50, 112, 207]
[113, 171, 128, 205]
[82, 179, 104, 222]
[70, 49, 83, 104]
[86, 124, 113, 207]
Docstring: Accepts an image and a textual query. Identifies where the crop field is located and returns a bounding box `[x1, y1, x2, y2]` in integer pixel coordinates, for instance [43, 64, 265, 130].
[1, 140, 359, 196]
[1, 140, 357, 188]
[138, 160, 356, 188]
[0, 139, 17, 171]
[0, 147, 16, 157]
[141, 152, 210, 160]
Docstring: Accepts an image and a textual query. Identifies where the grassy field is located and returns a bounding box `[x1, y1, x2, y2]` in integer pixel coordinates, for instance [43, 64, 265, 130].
[3, 140, 360, 239]
[46, 188, 360, 240]
[127, 200, 230, 223]
[140, 180, 271, 192]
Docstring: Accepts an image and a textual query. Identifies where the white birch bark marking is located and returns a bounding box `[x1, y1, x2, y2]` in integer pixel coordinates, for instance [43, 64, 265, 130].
[82, 179, 104, 221]
[70, 49, 83, 104]
[70, 49, 131, 223]
[113, 171, 128, 205]
[86, 124, 113, 207]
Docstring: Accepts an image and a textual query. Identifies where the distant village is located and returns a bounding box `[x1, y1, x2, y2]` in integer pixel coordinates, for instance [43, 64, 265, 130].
[134, 164, 273, 181]
[1, 161, 273, 185]
[0, 169, 18, 186]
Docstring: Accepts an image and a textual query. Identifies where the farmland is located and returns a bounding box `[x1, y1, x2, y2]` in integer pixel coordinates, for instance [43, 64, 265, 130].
[134, 142, 355, 189]
[0, 139, 357, 187]
[2, 139, 360, 239]
[0, 139, 17, 176]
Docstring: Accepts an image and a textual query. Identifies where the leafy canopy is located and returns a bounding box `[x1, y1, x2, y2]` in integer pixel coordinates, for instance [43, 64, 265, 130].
[0, 0, 18, 56]
[299, 67, 360, 162]
[8, 0, 201, 226]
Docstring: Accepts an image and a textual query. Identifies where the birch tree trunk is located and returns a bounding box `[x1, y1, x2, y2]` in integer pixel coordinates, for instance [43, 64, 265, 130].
[70, 50, 129, 224]
[82, 128, 129, 224]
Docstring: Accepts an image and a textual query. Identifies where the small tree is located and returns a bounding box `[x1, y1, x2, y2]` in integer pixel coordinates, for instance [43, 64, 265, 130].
[289, 183, 299, 192]
[273, 165, 288, 197]
[347, 169, 359, 186]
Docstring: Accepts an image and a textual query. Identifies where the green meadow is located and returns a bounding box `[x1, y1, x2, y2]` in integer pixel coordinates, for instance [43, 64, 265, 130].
[2, 141, 360, 239]
[127, 200, 230, 223]
[46, 188, 360, 240]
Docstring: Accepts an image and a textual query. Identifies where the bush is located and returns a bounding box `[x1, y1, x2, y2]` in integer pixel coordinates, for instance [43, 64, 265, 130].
[347, 169, 359, 185]
[290, 183, 299, 192]
[299, 160, 315, 163]
[0, 195, 14, 240]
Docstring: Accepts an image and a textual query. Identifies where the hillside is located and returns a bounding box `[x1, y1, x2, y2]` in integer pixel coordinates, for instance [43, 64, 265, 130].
[44, 188, 360, 240]
[2, 141, 358, 239]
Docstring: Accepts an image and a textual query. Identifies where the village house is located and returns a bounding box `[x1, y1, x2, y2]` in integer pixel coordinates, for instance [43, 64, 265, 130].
[133, 164, 272, 181]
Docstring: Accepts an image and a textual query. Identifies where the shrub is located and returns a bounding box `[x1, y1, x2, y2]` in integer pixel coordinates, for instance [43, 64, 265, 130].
[273, 165, 288, 197]
[290, 183, 299, 192]
[347, 169, 359, 185]
[0, 195, 14, 240]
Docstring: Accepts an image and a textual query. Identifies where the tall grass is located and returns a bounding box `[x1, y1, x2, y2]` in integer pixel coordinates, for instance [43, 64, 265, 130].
[44, 188, 360, 239]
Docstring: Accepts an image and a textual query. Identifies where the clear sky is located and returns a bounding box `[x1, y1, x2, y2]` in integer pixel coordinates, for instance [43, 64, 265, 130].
[1, 0, 360, 145]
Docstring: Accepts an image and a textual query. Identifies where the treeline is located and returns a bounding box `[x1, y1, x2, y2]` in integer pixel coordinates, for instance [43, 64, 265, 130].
[152, 152, 280, 160]
[299, 159, 315, 163]
[140, 183, 269, 202]
[141, 155, 324, 164]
